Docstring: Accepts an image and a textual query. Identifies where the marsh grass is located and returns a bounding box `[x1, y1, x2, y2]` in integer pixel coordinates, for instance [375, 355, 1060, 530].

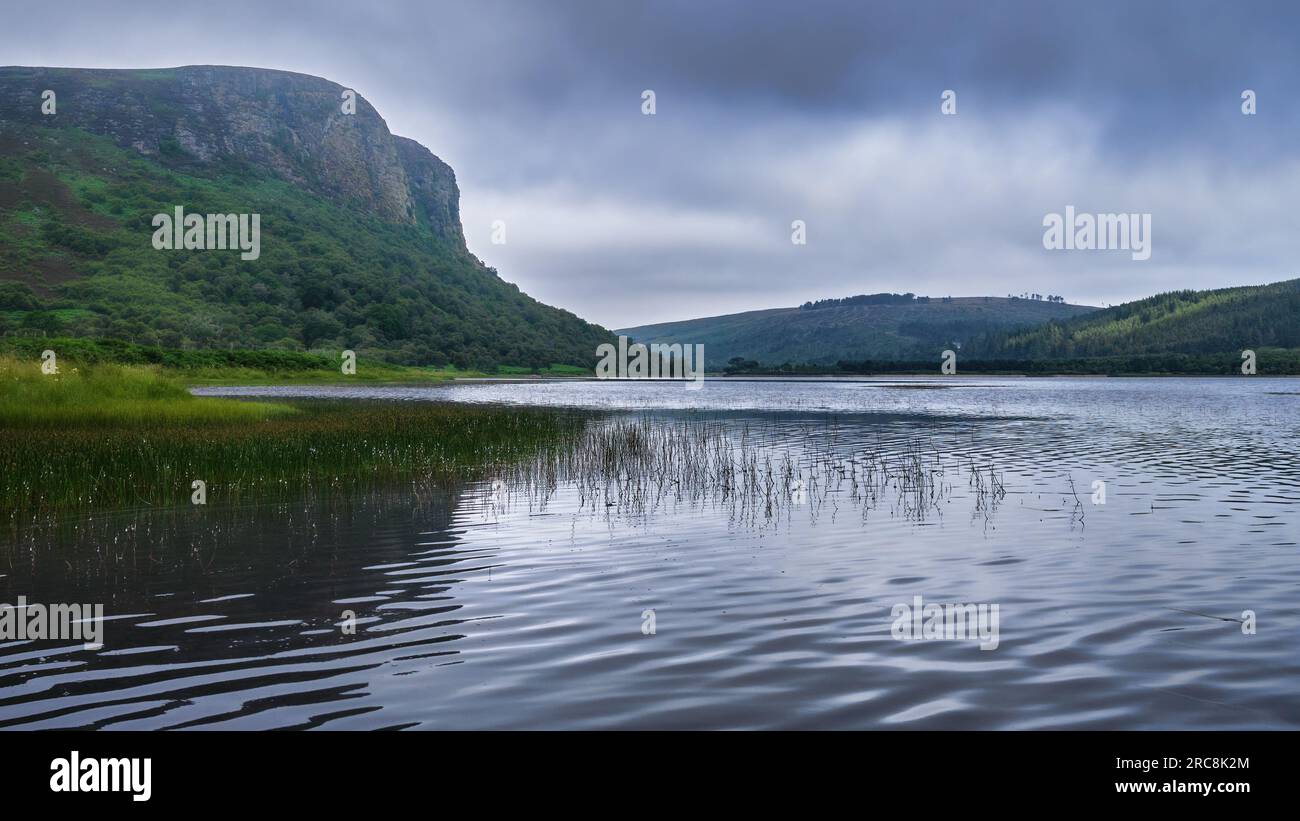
[3, 359, 1009, 543]
[486, 415, 1007, 527]
[1, 358, 589, 522]
[3, 403, 588, 520]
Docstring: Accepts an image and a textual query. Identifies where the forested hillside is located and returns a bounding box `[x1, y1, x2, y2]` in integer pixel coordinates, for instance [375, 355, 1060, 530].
[619, 295, 1096, 368]
[965, 279, 1300, 359]
[0, 66, 614, 368]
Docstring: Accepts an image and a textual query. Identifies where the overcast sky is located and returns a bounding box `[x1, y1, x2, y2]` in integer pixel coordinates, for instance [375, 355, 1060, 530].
[6, 0, 1300, 328]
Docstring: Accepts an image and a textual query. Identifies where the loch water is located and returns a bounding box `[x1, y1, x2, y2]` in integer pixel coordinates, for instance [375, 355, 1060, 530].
[2, 376, 1298, 729]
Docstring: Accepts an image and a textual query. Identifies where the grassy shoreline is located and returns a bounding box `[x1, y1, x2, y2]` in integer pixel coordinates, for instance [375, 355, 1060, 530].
[1, 356, 590, 519]
[0, 336, 595, 383]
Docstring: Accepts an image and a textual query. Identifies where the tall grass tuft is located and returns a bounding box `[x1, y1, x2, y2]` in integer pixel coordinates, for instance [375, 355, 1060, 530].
[485, 415, 1005, 527]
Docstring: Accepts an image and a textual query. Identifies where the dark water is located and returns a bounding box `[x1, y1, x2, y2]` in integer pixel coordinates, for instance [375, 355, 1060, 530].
[3, 376, 1299, 729]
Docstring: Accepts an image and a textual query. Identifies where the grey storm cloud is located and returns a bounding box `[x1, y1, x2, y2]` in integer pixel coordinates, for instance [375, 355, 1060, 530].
[5, 0, 1300, 327]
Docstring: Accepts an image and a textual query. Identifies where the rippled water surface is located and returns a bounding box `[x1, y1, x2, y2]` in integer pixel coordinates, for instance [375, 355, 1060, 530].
[4, 377, 1299, 729]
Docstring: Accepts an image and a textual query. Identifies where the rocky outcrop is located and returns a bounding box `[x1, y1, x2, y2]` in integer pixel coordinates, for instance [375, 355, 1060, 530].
[394, 136, 465, 251]
[0, 65, 464, 241]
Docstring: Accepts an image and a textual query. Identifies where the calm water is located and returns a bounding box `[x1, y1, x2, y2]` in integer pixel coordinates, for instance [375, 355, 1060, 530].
[3, 376, 1299, 729]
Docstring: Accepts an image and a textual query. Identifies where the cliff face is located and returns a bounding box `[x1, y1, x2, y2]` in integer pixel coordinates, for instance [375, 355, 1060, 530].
[0, 65, 463, 239]
[394, 136, 465, 250]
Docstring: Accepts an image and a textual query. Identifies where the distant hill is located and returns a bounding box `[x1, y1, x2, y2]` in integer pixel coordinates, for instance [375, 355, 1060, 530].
[618, 294, 1098, 368]
[965, 279, 1300, 359]
[0, 65, 614, 369]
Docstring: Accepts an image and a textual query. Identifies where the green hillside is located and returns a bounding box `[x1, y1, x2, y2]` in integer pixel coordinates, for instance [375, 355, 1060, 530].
[966, 279, 1300, 359]
[0, 66, 613, 369]
[619, 295, 1097, 368]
